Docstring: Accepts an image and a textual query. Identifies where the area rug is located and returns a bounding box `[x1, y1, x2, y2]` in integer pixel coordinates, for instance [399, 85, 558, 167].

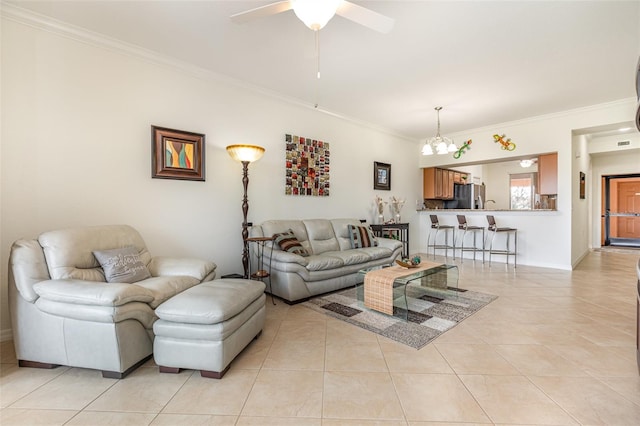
[303, 285, 497, 349]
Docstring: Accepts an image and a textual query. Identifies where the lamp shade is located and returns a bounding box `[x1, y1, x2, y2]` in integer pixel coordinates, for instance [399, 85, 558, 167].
[226, 144, 265, 163]
[291, 0, 342, 30]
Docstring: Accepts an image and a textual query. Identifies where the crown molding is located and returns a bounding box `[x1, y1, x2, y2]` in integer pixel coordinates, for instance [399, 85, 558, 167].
[1, 2, 415, 143]
[448, 98, 637, 139]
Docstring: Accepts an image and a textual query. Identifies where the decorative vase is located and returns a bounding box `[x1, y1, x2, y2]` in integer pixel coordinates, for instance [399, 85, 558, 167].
[395, 213, 401, 223]
[378, 214, 384, 224]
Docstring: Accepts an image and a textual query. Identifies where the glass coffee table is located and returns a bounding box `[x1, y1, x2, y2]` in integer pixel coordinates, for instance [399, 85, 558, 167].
[356, 263, 459, 321]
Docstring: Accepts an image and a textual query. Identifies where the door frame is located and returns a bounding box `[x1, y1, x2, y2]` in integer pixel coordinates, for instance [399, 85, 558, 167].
[602, 173, 640, 247]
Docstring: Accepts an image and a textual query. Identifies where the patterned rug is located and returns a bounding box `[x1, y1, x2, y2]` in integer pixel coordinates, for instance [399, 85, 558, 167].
[303, 285, 497, 349]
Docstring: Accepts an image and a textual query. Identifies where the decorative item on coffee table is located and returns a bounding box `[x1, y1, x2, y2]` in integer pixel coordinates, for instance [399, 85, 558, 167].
[396, 255, 421, 269]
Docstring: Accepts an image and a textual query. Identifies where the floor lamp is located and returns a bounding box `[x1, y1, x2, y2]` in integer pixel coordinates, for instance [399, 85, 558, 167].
[226, 144, 265, 279]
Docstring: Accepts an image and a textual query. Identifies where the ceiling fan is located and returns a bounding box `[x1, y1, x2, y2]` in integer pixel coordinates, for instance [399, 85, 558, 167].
[230, 0, 395, 33]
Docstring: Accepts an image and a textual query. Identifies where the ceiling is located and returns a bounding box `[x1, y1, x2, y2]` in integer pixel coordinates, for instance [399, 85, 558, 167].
[6, 0, 640, 140]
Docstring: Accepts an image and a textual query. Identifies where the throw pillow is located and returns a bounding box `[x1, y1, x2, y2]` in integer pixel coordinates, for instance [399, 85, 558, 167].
[93, 246, 151, 283]
[348, 225, 379, 249]
[273, 229, 309, 256]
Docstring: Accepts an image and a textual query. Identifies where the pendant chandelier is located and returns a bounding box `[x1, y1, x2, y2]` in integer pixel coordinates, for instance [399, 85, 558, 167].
[422, 106, 457, 155]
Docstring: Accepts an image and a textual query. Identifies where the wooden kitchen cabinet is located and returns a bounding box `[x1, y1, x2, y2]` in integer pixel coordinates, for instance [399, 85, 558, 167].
[446, 170, 455, 198]
[423, 167, 455, 200]
[538, 153, 558, 195]
[423, 168, 436, 199]
[434, 168, 444, 198]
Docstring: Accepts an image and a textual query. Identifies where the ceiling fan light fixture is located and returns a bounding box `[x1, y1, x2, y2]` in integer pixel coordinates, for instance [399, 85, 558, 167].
[291, 0, 343, 30]
[422, 106, 457, 156]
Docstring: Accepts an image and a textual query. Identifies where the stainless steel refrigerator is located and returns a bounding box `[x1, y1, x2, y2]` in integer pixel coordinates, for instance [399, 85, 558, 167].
[445, 183, 486, 209]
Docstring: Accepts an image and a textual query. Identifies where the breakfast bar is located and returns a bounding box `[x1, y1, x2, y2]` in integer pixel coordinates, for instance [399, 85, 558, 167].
[416, 209, 568, 269]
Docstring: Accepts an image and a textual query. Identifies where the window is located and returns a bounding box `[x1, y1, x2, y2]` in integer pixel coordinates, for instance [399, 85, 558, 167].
[510, 173, 537, 210]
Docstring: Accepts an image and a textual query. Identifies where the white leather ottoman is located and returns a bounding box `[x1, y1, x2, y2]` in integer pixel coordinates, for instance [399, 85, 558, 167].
[153, 279, 266, 379]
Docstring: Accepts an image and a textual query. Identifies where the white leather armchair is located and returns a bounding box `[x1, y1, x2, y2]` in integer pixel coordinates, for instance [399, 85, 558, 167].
[8, 225, 216, 378]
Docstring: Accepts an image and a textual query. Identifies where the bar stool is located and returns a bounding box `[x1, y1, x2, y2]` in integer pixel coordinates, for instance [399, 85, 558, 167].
[454, 215, 485, 263]
[486, 215, 517, 267]
[427, 215, 455, 260]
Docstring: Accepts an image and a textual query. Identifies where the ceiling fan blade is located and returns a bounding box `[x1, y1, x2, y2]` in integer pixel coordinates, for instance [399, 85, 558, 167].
[230, 1, 293, 24]
[336, 1, 395, 33]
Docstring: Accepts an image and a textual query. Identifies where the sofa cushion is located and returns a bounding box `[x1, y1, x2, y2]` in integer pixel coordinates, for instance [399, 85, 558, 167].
[322, 250, 372, 266]
[303, 219, 340, 254]
[359, 246, 394, 260]
[330, 218, 365, 251]
[305, 254, 344, 271]
[348, 225, 378, 249]
[93, 246, 151, 283]
[38, 225, 151, 281]
[261, 220, 311, 253]
[274, 230, 309, 256]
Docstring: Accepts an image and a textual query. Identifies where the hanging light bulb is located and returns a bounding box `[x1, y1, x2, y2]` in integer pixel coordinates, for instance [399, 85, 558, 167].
[422, 106, 457, 156]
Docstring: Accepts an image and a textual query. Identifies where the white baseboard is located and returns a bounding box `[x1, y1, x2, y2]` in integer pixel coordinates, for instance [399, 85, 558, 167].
[0, 328, 13, 342]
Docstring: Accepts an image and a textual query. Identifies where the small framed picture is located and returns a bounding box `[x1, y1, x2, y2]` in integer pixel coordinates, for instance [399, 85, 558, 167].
[579, 171, 585, 199]
[151, 126, 205, 181]
[374, 161, 391, 190]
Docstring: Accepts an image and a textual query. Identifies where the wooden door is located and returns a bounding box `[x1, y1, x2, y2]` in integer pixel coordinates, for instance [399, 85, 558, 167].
[617, 181, 640, 238]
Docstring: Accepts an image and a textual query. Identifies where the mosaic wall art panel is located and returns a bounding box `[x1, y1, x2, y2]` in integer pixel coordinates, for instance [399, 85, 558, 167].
[285, 134, 330, 196]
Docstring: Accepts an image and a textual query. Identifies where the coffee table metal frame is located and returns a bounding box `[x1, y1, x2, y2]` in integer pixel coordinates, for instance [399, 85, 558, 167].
[356, 264, 459, 321]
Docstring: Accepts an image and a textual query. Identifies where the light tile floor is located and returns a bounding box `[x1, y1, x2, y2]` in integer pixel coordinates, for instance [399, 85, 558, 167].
[1, 250, 639, 425]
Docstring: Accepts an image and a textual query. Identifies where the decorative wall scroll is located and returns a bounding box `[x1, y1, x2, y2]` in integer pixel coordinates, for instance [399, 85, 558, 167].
[285, 134, 330, 196]
[579, 171, 586, 199]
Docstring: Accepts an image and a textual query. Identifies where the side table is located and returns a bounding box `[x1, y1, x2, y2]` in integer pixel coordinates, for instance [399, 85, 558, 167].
[370, 223, 409, 258]
[245, 236, 276, 305]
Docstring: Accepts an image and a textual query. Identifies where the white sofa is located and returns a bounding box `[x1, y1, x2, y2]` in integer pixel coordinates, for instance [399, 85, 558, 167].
[249, 218, 403, 303]
[8, 225, 216, 378]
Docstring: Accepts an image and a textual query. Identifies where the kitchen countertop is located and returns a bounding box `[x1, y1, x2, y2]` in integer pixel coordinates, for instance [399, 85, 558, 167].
[417, 209, 557, 212]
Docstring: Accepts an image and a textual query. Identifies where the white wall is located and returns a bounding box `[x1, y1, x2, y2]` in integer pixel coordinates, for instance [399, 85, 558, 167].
[571, 134, 591, 266]
[0, 18, 421, 338]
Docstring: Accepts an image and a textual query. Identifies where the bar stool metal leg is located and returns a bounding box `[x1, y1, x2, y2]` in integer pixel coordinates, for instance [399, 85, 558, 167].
[455, 215, 485, 264]
[485, 215, 517, 268]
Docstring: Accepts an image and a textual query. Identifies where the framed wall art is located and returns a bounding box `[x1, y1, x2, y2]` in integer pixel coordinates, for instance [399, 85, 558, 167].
[285, 133, 330, 196]
[579, 171, 585, 199]
[374, 161, 391, 190]
[151, 125, 205, 181]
